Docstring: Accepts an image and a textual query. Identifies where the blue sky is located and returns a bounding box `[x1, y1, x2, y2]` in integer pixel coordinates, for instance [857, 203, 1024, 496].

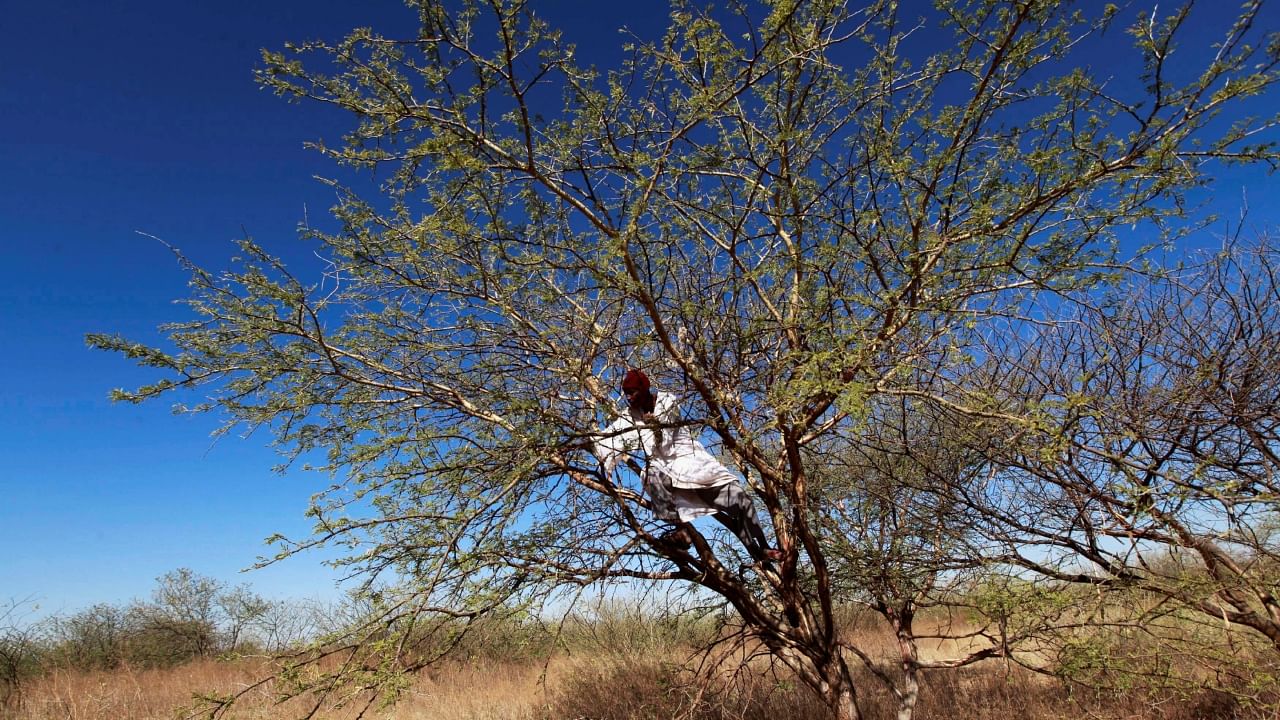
[0, 1, 408, 616]
[1, 1, 1276, 620]
[0, 0, 670, 618]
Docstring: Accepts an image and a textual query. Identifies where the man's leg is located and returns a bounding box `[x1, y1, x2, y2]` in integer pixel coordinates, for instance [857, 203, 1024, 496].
[644, 470, 693, 550]
[699, 484, 777, 562]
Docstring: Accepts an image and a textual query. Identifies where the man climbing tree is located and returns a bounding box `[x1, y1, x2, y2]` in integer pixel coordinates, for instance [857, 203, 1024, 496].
[595, 369, 782, 564]
[91, 1, 1278, 718]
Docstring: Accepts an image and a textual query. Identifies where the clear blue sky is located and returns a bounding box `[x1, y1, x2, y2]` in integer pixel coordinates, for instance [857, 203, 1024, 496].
[0, 0, 670, 619]
[1, 1, 1275, 620]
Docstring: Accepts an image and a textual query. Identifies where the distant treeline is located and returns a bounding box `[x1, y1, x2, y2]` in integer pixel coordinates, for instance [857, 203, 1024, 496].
[1, 571, 723, 709]
[0, 568, 326, 703]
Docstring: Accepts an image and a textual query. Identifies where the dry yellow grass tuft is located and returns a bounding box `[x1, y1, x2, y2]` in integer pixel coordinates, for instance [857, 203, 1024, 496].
[14, 659, 265, 720]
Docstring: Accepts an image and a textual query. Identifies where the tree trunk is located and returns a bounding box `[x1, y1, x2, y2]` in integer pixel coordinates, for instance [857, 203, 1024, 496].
[821, 656, 863, 720]
[893, 610, 921, 720]
[880, 604, 921, 717]
[834, 684, 861, 720]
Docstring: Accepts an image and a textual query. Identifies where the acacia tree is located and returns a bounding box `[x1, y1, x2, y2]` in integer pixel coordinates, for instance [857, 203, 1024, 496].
[962, 239, 1280, 704]
[92, 1, 1278, 717]
[49, 603, 132, 671]
[809, 391, 1032, 720]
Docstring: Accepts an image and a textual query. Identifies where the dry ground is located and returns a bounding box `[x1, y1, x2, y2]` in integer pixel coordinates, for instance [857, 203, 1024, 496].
[2, 618, 1253, 720]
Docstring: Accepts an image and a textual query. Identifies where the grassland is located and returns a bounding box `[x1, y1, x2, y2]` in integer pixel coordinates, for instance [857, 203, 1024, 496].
[4, 614, 1257, 720]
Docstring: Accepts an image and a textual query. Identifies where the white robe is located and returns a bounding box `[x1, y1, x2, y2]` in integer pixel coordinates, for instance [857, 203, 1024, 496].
[593, 391, 737, 522]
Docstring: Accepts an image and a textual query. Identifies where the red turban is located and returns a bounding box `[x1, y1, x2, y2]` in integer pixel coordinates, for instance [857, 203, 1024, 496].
[621, 368, 650, 394]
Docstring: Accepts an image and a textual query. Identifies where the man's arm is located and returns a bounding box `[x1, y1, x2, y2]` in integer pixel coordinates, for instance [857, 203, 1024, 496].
[651, 392, 680, 424]
[592, 416, 635, 475]
[643, 392, 683, 450]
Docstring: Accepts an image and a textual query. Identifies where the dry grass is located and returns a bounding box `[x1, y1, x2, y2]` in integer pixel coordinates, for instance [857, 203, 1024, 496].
[1, 620, 1259, 720]
[6, 656, 554, 720]
[11, 659, 268, 720]
[394, 660, 557, 720]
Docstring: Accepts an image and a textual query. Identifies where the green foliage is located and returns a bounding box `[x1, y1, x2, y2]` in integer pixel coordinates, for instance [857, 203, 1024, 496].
[47, 603, 133, 671]
[1050, 599, 1280, 711]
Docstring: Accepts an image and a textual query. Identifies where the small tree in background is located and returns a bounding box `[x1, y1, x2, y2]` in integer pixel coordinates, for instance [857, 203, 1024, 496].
[217, 584, 275, 654]
[960, 238, 1280, 707]
[92, 1, 1278, 717]
[130, 568, 224, 665]
[131, 568, 272, 663]
[810, 391, 1099, 720]
[38, 569, 274, 671]
[0, 598, 42, 709]
[48, 603, 132, 671]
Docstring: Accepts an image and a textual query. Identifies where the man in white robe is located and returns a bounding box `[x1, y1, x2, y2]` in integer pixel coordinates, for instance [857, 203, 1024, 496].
[594, 368, 781, 563]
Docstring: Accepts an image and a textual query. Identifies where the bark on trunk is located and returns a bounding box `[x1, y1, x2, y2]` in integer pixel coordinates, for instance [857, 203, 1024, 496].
[895, 634, 920, 720]
[821, 656, 863, 720]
